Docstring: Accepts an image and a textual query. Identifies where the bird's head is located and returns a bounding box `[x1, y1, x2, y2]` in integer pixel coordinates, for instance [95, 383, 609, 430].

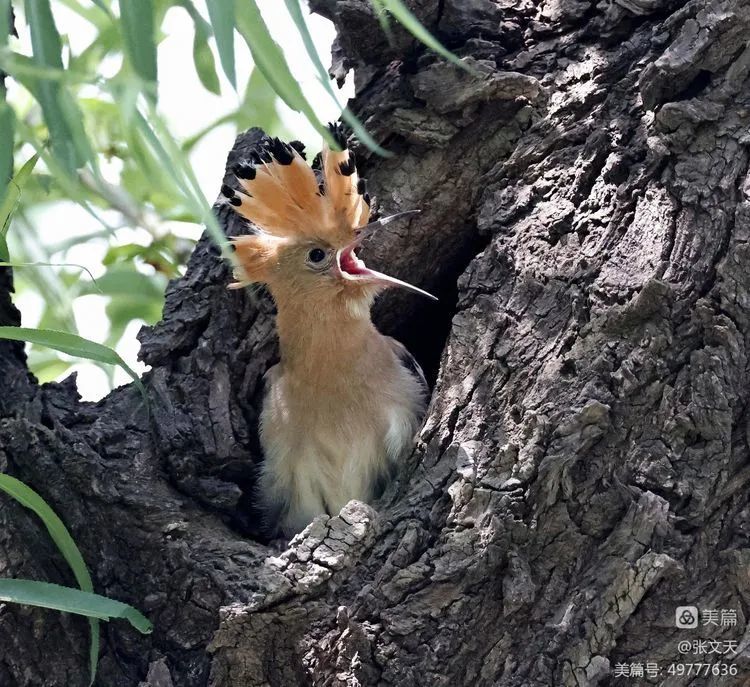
[222, 126, 435, 316]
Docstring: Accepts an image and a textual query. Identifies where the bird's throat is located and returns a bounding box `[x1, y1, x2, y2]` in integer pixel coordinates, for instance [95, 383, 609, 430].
[273, 296, 380, 386]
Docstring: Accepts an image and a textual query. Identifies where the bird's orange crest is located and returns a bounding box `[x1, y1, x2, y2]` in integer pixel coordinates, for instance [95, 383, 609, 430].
[222, 125, 371, 288]
[222, 126, 435, 302]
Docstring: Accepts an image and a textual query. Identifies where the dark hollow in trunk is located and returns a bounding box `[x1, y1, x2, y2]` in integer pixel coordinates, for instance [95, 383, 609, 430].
[2, 0, 750, 685]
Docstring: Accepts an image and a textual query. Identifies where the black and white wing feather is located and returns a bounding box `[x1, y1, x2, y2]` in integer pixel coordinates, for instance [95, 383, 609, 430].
[388, 337, 429, 401]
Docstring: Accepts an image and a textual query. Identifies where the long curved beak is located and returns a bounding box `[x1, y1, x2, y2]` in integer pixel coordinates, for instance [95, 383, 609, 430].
[337, 210, 438, 301]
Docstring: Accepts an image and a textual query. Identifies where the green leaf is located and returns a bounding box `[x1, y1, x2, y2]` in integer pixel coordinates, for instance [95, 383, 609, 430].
[193, 26, 221, 95]
[0, 50, 86, 84]
[9, 121, 110, 235]
[0, 153, 41, 261]
[0, 474, 93, 594]
[0, 0, 10, 45]
[283, 0, 389, 156]
[173, 0, 211, 34]
[24, 0, 63, 68]
[0, 579, 152, 634]
[69, 21, 119, 74]
[0, 100, 12, 261]
[173, 0, 220, 95]
[0, 102, 13, 207]
[54, 0, 110, 26]
[26, 353, 72, 382]
[102, 241, 180, 276]
[0, 261, 101, 291]
[78, 264, 162, 300]
[0, 8, 10, 258]
[369, 0, 394, 44]
[23, 0, 92, 172]
[0, 326, 147, 403]
[205, 0, 236, 88]
[0, 474, 94, 592]
[235, 68, 282, 135]
[378, 0, 474, 73]
[0, 474, 100, 683]
[90, 0, 111, 15]
[119, 0, 157, 86]
[235, 0, 335, 148]
[134, 105, 231, 261]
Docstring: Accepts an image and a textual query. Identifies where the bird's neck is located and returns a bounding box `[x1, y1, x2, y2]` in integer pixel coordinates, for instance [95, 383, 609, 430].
[274, 296, 382, 381]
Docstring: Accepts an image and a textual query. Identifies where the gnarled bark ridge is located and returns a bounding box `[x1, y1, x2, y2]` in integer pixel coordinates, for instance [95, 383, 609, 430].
[2, 0, 750, 685]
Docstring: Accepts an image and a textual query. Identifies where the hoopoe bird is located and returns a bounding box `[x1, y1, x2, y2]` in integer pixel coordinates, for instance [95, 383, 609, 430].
[221, 125, 435, 537]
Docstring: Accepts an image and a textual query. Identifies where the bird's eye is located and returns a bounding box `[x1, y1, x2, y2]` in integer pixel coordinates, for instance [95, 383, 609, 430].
[305, 247, 331, 270]
[308, 248, 326, 263]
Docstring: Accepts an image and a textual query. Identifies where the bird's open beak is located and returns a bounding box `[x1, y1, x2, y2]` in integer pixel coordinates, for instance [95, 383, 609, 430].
[336, 210, 438, 301]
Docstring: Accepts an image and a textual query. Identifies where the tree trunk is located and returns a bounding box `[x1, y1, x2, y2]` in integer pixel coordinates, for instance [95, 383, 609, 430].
[2, 0, 750, 684]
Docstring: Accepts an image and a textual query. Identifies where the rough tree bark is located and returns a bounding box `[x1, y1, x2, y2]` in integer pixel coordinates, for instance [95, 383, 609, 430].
[2, 0, 750, 685]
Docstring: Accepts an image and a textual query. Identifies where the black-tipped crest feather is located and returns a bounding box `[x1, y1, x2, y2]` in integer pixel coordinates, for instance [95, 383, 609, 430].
[327, 121, 348, 150]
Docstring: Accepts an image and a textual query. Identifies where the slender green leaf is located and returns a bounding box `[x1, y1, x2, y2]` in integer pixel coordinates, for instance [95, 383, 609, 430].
[0, 50, 90, 84]
[23, 0, 63, 68]
[0, 154, 41, 229]
[54, 0, 110, 26]
[0, 579, 152, 633]
[378, 0, 474, 73]
[283, 0, 389, 156]
[90, 0, 111, 15]
[77, 264, 159, 299]
[193, 27, 221, 95]
[12, 121, 112, 233]
[0, 326, 147, 402]
[0, 102, 13, 261]
[0, 153, 41, 260]
[0, 0, 13, 203]
[0, 52, 109, 191]
[134, 106, 231, 260]
[23, 0, 74, 170]
[1, 52, 101, 183]
[102, 241, 180, 275]
[234, 68, 282, 135]
[0, 0, 10, 260]
[369, 0, 394, 44]
[235, 0, 335, 148]
[205, 0, 235, 88]
[174, 0, 211, 34]
[26, 352, 72, 382]
[69, 21, 120, 74]
[0, 0, 10, 44]
[0, 474, 100, 684]
[0, 474, 93, 593]
[0, 261, 101, 290]
[119, 0, 157, 86]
